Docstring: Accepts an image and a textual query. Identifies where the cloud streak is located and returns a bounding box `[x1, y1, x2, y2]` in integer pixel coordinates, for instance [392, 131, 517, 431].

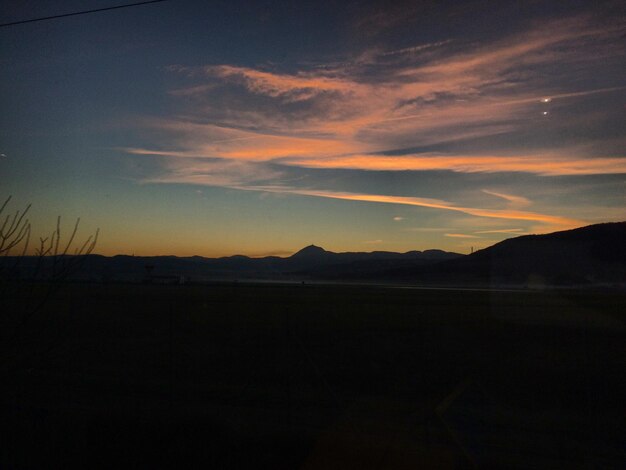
[445, 233, 481, 238]
[482, 190, 531, 208]
[282, 154, 626, 176]
[146, 170, 585, 229]
[141, 15, 625, 174]
[475, 228, 525, 234]
[131, 13, 624, 233]
[280, 188, 583, 229]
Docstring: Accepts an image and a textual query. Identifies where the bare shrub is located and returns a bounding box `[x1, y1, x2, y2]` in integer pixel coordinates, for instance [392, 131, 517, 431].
[0, 196, 99, 374]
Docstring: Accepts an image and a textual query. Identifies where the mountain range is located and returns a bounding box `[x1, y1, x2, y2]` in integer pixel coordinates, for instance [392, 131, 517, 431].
[367, 222, 626, 287]
[4, 222, 625, 288]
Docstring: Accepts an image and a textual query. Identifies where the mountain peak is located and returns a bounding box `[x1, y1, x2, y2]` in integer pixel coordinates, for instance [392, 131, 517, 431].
[291, 244, 327, 258]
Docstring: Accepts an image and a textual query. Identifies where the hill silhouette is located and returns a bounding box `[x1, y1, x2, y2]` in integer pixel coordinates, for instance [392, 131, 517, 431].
[291, 244, 327, 258]
[374, 222, 626, 287]
[4, 244, 462, 283]
[5, 222, 625, 287]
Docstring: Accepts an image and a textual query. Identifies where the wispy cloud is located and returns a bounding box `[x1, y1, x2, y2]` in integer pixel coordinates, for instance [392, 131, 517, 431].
[293, 188, 584, 229]
[283, 153, 626, 176]
[475, 228, 525, 234]
[380, 40, 453, 57]
[445, 233, 481, 238]
[405, 227, 449, 232]
[143, 158, 283, 188]
[193, 64, 355, 102]
[130, 13, 624, 233]
[247, 186, 582, 229]
[140, 15, 624, 173]
[482, 190, 531, 208]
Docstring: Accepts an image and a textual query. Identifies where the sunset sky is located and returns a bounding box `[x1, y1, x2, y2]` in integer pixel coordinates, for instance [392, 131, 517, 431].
[1, 0, 624, 257]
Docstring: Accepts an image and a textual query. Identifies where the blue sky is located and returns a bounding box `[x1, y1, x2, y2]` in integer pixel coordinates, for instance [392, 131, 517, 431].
[1, 0, 624, 256]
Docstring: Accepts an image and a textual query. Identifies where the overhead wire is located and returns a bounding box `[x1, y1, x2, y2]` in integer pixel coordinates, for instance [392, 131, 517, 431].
[0, 0, 169, 28]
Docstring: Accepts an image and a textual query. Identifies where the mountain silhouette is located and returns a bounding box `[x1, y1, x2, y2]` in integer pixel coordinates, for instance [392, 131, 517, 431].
[375, 222, 626, 287]
[290, 244, 327, 258]
[462, 221, 626, 285]
[5, 222, 624, 287]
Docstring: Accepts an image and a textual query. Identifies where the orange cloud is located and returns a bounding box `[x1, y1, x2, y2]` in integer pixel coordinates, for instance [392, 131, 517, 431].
[284, 154, 626, 176]
[126, 144, 626, 177]
[475, 228, 525, 234]
[142, 16, 625, 176]
[199, 65, 356, 102]
[242, 187, 585, 229]
[445, 233, 481, 238]
[132, 14, 624, 235]
[481, 190, 530, 206]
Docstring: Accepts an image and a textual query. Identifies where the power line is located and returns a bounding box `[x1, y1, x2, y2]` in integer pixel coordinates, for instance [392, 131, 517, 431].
[0, 0, 169, 28]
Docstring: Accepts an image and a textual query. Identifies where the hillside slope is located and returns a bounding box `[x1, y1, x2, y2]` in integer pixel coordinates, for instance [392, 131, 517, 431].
[375, 222, 626, 286]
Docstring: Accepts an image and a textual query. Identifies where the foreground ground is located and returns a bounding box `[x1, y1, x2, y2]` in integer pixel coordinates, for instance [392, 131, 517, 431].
[1, 282, 625, 468]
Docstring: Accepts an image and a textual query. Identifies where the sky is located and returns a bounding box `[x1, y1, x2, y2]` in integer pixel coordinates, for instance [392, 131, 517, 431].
[1, 0, 624, 257]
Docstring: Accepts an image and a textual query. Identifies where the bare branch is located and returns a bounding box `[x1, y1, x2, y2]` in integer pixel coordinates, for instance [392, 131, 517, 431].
[5, 205, 31, 239]
[76, 234, 93, 256]
[62, 218, 80, 256]
[18, 224, 31, 258]
[0, 195, 11, 216]
[0, 204, 31, 255]
[0, 214, 11, 237]
[2, 219, 31, 253]
[54, 216, 61, 257]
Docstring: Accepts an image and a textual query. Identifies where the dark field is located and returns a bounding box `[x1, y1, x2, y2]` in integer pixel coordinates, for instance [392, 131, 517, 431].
[2, 283, 625, 469]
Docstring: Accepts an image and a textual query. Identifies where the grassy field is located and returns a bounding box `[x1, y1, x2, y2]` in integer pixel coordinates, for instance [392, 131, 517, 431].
[1, 282, 625, 468]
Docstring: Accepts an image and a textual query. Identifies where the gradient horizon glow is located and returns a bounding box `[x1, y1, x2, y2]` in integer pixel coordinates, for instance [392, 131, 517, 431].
[1, 1, 624, 257]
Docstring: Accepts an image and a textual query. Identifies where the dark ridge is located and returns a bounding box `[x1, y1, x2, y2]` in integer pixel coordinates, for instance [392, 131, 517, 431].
[377, 222, 626, 287]
[2, 222, 623, 287]
[290, 244, 328, 258]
